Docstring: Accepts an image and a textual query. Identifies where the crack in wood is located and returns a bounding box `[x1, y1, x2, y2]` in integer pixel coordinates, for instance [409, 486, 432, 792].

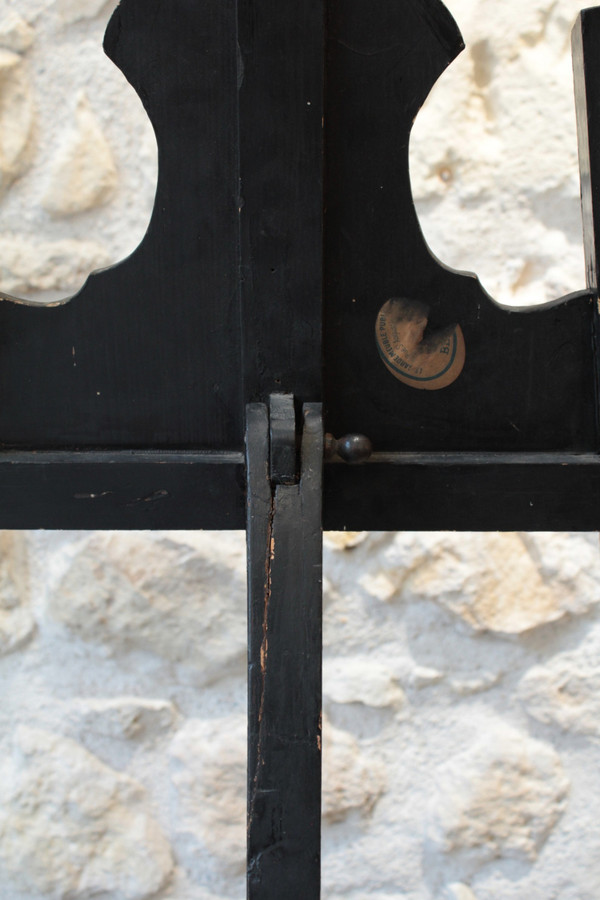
[248, 478, 276, 836]
[246, 403, 323, 897]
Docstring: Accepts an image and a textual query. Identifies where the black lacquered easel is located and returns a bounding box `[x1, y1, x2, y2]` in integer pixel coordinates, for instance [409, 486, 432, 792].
[2, 1, 600, 895]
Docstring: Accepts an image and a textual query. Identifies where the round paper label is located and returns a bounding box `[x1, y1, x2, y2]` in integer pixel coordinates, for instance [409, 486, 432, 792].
[375, 298, 465, 391]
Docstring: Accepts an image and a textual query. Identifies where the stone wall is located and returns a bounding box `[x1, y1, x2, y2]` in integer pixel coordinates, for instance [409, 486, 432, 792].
[0, 1, 599, 898]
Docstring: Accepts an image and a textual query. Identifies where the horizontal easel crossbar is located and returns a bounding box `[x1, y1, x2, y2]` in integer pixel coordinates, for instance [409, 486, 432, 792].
[361, 452, 600, 467]
[0, 450, 599, 531]
[324, 456, 600, 532]
[0, 451, 245, 530]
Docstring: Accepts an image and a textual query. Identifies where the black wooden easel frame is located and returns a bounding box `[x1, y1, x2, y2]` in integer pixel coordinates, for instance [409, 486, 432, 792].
[2, 2, 600, 898]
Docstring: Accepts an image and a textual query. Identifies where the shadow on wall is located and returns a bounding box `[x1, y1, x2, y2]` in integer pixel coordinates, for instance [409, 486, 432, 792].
[0, 1, 158, 303]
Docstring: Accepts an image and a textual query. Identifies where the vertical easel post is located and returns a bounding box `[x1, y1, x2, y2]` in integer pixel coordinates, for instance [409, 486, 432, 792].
[574, 9, 600, 413]
[246, 402, 323, 899]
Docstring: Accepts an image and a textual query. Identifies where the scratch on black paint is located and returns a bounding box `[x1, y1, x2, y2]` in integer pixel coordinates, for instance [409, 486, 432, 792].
[248, 488, 275, 837]
[247, 841, 286, 877]
[74, 491, 113, 500]
[126, 489, 169, 507]
[333, 36, 412, 58]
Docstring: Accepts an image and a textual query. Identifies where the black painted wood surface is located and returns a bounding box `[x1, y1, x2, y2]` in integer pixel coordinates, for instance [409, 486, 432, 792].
[0, 0, 597, 531]
[0, 0, 324, 450]
[247, 404, 323, 899]
[0, 0, 243, 450]
[574, 7, 600, 425]
[0, 5, 599, 899]
[0, 451, 599, 531]
[238, 0, 324, 403]
[269, 394, 299, 484]
[0, 451, 244, 530]
[324, 0, 598, 453]
[324, 453, 600, 532]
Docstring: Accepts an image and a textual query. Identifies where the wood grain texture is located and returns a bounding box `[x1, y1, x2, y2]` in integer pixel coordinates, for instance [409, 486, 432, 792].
[0, 0, 597, 532]
[0, 0, 243, 450]
[238, 0, 324, 404]
[0, 0, 325, 451]
[247, 404, 323, 899]
[324, 0, 598, 453]
[0, 451, 245, 529]
[324, 453, 600, 531]
[0, 448, 598, 531]
[573, 7, 600, 442]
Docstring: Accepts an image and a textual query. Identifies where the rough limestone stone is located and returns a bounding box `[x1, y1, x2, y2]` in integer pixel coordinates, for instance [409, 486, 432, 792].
[411, 0, 586, 306]
[411, 665, 445, 689]
[428, 722, 569, 869]
[0, 726, 174, 899]
[0, 531, 34, 655]
[322, 719, 387, 823]
[169, 715, 246, 874]
[519, 627, 600, 737]
[43, 92, 117, 216]
[405, 532, 600, 633]
[54, 0, 114, 26]
[328, 895, 413, 900]
[46, 532, 247, 678]
[324, 655, 406, 708]
[443, 885, 478, 900]
[358, 569, 398, 602]
[0, 602, 34, 656]
[326, 892, 408, 900]
[0, 1, 599, 897]
[67, 697, 178, 741]
[0, 50, 34, 194]
[450, 671, 500, 697]
[0, 235, 111, 295]
[169, 714, 385, 874]
[0, 12, 34, 53]
[324, 532, 369, 551]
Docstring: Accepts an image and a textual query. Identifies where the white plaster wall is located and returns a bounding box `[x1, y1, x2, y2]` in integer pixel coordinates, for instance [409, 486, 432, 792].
[0, 1, 599, 899]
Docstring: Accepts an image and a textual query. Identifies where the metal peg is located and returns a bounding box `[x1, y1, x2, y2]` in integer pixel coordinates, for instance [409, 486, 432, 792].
[325, 433, 373, 463]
